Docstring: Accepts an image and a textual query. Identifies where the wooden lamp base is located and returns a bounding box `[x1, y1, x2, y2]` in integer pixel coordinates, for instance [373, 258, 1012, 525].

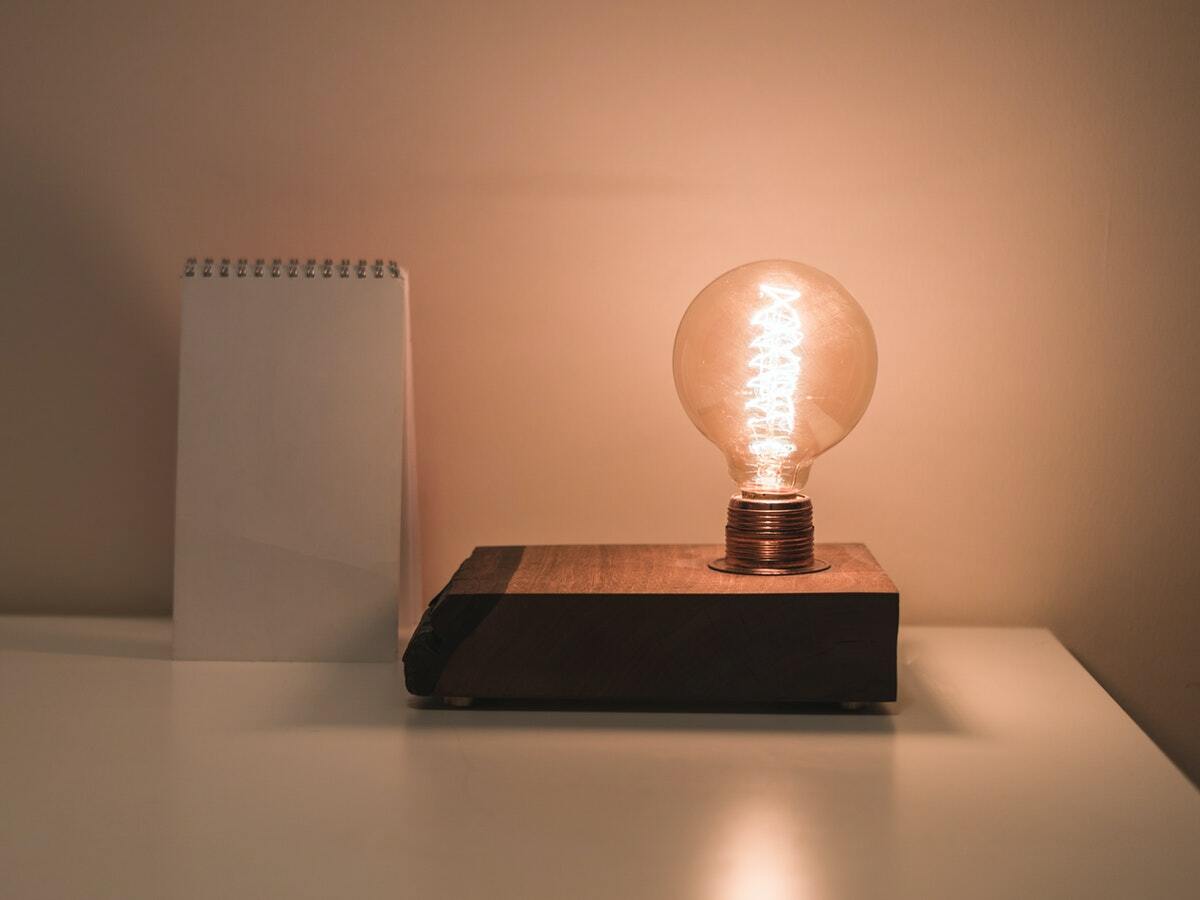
[403, 543, 898, 706]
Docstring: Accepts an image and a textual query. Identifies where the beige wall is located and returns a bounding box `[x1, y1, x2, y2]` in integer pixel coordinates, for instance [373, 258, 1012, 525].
[2, 2, 1198, 780]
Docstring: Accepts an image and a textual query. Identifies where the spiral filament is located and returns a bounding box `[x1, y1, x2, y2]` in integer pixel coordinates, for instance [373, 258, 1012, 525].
[744, 283, 803, 491]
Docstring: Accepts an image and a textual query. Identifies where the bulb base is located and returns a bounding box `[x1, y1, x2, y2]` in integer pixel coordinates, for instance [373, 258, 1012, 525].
[710, 493, 831, 575]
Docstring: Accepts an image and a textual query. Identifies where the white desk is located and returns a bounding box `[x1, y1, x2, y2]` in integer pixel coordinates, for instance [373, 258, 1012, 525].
[1, 618, 1196, 899]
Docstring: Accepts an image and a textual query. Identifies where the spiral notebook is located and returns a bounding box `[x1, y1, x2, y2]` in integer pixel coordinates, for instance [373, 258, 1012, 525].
[173, 258, 420, 661]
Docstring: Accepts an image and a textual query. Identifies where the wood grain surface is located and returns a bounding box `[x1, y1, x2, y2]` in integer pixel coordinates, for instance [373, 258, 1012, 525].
[449, 543, 896, 596]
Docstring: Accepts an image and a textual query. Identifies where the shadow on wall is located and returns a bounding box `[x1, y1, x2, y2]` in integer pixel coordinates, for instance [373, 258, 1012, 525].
[0, 145, 178, 614]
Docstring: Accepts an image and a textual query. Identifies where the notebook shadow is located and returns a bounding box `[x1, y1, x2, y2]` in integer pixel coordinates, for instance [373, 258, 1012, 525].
[0, 615, 172, 660]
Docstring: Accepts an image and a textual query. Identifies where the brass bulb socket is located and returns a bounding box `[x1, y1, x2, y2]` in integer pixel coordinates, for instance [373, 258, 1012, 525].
[709, 493, 830, 575]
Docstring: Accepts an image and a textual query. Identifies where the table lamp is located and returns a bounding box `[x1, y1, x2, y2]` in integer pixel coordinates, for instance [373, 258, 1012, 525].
[404, 260, 898, 707]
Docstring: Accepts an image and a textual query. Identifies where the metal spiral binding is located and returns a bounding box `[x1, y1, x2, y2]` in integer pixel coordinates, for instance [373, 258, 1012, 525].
[183, 257, 402, 278]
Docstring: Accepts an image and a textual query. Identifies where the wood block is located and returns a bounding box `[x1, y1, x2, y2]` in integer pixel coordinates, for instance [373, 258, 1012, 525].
[403, 544, 898, 704]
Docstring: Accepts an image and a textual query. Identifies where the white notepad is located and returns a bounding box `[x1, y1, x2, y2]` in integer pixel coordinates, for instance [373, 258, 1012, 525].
[173, 258, 420, 660]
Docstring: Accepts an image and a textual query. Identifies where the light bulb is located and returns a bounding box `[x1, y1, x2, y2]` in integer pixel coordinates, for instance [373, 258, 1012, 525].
[673, 260, 877, 574]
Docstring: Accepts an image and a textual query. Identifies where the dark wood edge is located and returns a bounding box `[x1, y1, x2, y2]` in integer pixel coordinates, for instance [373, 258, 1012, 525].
[402, 548, 525, 695]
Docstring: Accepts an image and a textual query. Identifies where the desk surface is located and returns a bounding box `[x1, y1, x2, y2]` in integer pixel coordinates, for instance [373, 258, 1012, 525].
[1, 617, 1196, 899]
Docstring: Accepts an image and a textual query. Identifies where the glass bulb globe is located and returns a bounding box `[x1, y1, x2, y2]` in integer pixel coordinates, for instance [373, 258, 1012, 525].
[673, 260, 877, 497]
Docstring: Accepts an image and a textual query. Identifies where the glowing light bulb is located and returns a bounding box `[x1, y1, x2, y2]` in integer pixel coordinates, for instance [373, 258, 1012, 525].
[673, 260, 877, 574]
